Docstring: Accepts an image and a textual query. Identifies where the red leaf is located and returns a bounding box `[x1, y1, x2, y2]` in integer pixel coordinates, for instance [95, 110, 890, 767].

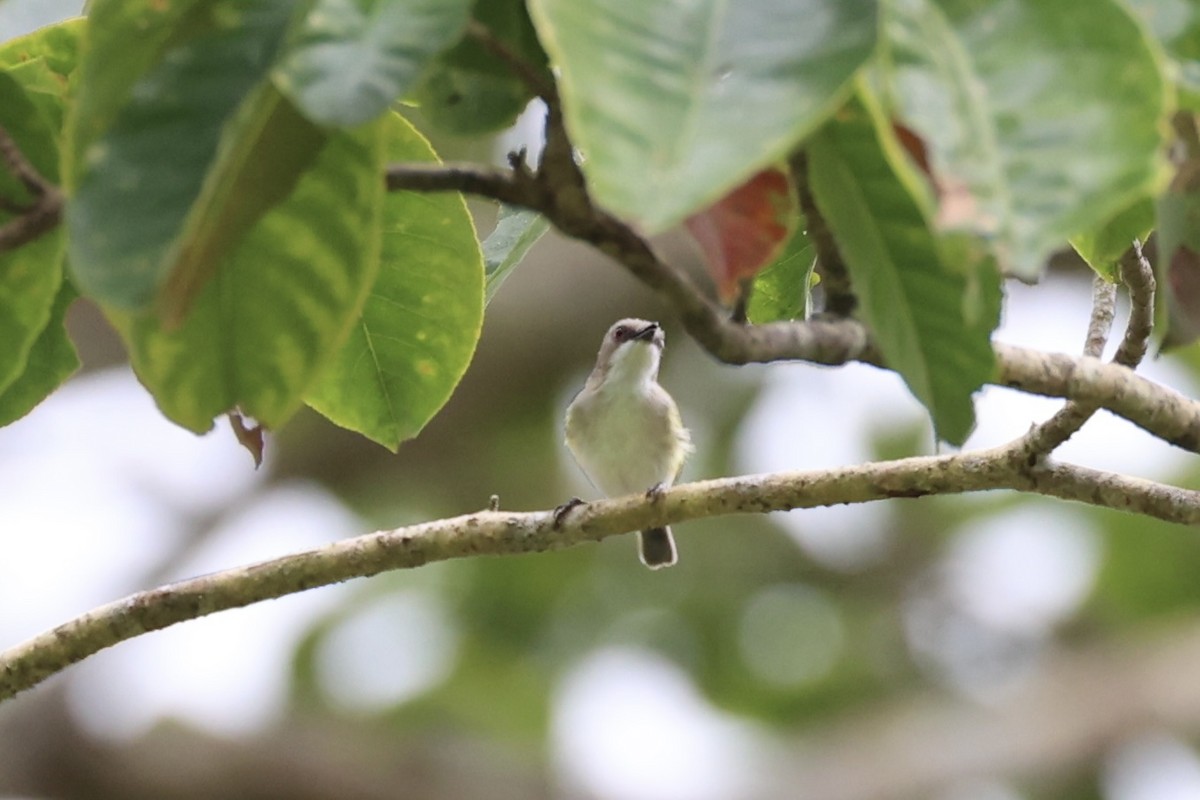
[685, 167, 797, 303]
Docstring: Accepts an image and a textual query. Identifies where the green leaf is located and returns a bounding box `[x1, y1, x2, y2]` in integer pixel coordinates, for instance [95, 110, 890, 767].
[411, 64, 533, 135]
[0, 70, 65, 396]
[6, 58, 68, 130]
[483, 205, 548, 306]
[67, 0, 300, 310]
[1070, 197, 1155, 282]
[274, 0, 472, 127]
[65, 0, 208, 181]
[0, 16, 81, 130]
[0, 281, 80, 428]
[447, 0, 548, 76]
[807, 91, 999, 445]
[883, 0, 1168, 280]
[528, 0, 878, 232]
[411, 0, 549, 136]
[747, 224, 816, 324]
[306, 113, 483, 451]
[158, 84, 326, 323]
[0, 16, 82, 78]
[109, 119, 388, 433]
[0, 20, 81, 134]
[0, 229, 64, 395]
[1128, 0, 1200, 109]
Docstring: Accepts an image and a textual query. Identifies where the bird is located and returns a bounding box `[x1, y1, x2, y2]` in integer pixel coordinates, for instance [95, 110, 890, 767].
[563, 318, 693, 569]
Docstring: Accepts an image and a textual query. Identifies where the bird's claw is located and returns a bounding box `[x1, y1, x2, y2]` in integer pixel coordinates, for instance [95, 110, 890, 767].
[553, 497, 584, 528]
[645, 482, 666, 503]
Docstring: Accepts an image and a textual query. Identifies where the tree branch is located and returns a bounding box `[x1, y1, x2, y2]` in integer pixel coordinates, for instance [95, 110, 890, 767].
[3, 450, 1199, 704]
[1080, 274, 1119, 358]
[1115, 238, 1157, 368]
[0, 123, 62, 255]
[383, 162, 1200, 455]
[1011, 245, 1157, 460]
[384, 161, 537, 206]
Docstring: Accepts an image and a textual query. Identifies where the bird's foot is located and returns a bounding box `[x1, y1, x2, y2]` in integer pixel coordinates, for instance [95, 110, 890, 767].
[553, 497, 584, 528]
[645, 482, 666, 503]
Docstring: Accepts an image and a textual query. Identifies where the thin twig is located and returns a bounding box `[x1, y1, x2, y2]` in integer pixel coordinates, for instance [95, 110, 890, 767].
[1012, 275, 1117, 458]
[0, 122, 54, 197]
[790, 149, 857, 316]
[464, 18, 557, 103]
[2, 448, 1199, 704]
[0, 123, 63, 255]
[385, 161, 532, 204]
[1114, 238, 1156, 368]
[1080, 275, 1118, 358]
[0, 196, 60, 253]
[1011, 240, 1158, 460]
[458, 20, 584, 209]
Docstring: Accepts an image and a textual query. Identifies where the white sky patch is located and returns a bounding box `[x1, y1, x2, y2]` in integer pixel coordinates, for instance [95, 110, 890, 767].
[943, 506, 1102, 636]
[316, 590, 459, 712]
[553, 648, 773, 800]
[1104, 732, 1200, 800]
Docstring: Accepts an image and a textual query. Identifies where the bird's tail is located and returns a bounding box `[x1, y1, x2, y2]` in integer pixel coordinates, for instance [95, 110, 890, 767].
[638, 527, 678, 569]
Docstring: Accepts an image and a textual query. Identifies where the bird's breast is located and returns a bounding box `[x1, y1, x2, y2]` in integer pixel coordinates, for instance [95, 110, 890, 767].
[565, 385, 687, 497]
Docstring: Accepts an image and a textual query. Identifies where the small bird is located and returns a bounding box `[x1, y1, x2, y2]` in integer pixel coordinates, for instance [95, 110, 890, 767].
[564, 319, 693, 569]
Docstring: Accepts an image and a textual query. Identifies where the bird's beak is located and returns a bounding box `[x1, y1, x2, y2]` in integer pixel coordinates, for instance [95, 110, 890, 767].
[632, 323, 659, 342]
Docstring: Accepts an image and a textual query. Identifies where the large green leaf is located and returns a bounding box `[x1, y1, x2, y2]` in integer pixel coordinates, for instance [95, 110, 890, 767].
[884, 0, 1168, 280]
[0, 281, 79, 427]
[0, 16, 81, 77]
[274, 0, 472, 127]
[1128, 0, 1200, 108]
[158, 84, 326, 323]
[0, 19, 81, 134]
[67, 0, 302, 311]
[807, 91, 999, 445]
[412, 0, 550, 136]
[306, 113, 483, 451]
[411, 64, 533, 136]
[64, 0, 207, 181]
[110, 120, 388, 433]
[528, 0, 878, 232]
[0, 70, 65, 397]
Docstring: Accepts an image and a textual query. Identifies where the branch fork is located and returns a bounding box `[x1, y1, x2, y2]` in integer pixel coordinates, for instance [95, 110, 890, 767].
[0, 123, 62, 253]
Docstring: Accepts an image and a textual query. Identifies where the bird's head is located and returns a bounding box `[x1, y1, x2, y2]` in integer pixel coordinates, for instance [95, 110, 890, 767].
[592, 318, 664, 387]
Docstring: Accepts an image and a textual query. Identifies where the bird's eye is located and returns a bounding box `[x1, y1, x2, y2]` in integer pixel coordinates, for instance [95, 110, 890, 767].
[613, 327, 628, 341]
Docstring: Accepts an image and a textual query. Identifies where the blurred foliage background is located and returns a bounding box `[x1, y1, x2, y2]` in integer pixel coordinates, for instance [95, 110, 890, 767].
[5, 194, 1200, 800]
